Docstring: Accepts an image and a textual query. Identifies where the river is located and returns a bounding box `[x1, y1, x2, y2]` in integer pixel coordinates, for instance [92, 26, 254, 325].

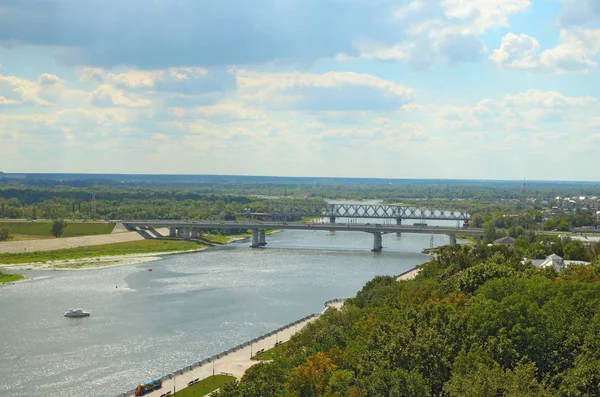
[0, 212, 465, 397]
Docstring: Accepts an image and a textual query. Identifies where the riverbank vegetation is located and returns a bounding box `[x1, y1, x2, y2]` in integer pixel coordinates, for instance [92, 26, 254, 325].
[173, 374, 235, 397]
[0, 271, 24, 283]
[212, 242, 600, 397]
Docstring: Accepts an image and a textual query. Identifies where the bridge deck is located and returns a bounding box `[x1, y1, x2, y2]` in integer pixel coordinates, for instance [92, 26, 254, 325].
[124, 221, 485, 237]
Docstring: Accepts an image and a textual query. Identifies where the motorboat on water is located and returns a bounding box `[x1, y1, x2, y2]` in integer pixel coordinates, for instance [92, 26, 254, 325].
[63, 308, 91, 318]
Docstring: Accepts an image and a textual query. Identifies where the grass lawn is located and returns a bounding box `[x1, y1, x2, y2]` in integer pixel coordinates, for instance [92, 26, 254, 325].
[173, 375, 235, 397]
[251, 342, 287, 361]
[8, 233, 55, 241]
[0, 239, 206, 264]
[0, 272, 24, 283]
[0, 222, 115, 238]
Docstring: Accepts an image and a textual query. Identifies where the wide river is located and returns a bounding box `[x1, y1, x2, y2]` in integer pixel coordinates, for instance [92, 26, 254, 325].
[0, 212, 465, 397]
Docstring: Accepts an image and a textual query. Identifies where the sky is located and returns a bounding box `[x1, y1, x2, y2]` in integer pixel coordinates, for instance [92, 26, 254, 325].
[1, 0, 599, 181]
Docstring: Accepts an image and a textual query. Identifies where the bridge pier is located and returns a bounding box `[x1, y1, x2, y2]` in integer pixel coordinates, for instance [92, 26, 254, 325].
[449, 234, 457, 246]
[169, 226, 177, 238]
[476, 236, 481, 246]
[259, 229, 267, 246]
[251, 229, 260, 248]
[372, 232, 383, 252]
[182, 228, 191, 240]
[396, 218, 402, 237]
[191, 228, 199, 239]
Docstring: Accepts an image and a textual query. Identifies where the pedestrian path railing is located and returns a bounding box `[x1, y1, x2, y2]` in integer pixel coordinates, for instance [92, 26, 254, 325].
[323, 298, 346, 307]
[396, 267, 417, 279]
[116, 312, 320, 397]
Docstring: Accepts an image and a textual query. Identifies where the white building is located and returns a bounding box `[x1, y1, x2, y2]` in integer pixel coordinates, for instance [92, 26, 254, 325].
[522, 254, 590, 272]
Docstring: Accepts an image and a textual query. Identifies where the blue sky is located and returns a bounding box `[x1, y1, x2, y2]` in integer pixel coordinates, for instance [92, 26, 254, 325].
[1, 0, 599, 180]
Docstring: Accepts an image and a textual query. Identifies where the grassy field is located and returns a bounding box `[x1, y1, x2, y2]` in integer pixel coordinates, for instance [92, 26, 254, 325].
[173, 375, 235, 397]
[0, 272, 24, 283]
[0, 222, 115, 238]
[0, 239, 207, 264]
[251, 342, 287, 361]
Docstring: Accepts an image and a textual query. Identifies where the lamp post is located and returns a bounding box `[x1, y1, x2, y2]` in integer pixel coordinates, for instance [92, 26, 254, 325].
[250, 342, 253, 358]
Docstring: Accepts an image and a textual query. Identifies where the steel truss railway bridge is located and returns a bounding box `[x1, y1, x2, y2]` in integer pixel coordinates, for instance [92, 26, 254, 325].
[252, 202, 471, 224]
[124, 203, 477, 252]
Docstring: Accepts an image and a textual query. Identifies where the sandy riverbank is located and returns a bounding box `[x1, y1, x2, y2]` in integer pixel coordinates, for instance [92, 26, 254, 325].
[0, 227, 169, 254]
[0, 235, 250, 272]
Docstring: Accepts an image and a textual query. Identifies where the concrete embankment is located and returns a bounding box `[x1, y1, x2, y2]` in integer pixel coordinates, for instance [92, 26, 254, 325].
[119, 300, 347, 397]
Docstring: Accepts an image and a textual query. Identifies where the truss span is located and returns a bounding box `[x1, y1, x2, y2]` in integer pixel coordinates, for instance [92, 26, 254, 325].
[260, 202, 470, 221]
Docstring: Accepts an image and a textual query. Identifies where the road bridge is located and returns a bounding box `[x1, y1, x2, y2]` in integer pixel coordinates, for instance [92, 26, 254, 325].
[123, 220, 484, 252]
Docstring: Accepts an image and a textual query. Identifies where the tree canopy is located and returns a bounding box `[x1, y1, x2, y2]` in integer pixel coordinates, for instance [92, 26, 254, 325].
[213, 243, 600, 397]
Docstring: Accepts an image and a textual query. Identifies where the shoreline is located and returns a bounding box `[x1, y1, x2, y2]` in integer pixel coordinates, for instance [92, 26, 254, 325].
[128, 299, 347, 397]
[0, 235, 251, 272]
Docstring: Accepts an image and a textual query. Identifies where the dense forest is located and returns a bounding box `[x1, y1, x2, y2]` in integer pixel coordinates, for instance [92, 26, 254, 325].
[212, 242, 600, 397]
[2, 173, 600, 202]
[0, 185, 325, 221]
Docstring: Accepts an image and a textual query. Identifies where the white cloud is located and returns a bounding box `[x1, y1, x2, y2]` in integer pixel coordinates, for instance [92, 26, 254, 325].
[489, 33, 541, 69]
[435, 90, 597, 136]
[236, 70, 415, 111]
[90, 85, 152, 108]
[173, 103, 267, 123]
[503, 90, 596, 108]
[348, 0, 529, 69]
[78, 66, 236, 107]
[490, 29, 600, 73]
[0, 73, 64, 107]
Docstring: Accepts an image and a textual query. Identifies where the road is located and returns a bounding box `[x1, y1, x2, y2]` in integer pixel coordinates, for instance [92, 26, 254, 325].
[124, 220, 485, 237]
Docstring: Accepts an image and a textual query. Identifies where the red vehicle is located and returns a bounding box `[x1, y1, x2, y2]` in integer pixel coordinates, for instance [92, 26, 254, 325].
[463, 221, 470, 228]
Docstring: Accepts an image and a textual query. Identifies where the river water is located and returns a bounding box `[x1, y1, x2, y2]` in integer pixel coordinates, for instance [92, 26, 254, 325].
[0, 212, 464, 397]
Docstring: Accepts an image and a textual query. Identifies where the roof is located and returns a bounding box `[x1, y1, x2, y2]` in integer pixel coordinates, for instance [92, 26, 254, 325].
[493, 236, 516, 244]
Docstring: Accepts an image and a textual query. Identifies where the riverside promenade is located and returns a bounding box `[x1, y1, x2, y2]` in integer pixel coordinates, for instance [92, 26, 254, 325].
[135, 300, 345, 397]
[396, 267, 421, 281]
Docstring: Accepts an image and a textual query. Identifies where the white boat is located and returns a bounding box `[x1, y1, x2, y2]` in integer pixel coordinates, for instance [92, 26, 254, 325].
[63, 308, 91, 318]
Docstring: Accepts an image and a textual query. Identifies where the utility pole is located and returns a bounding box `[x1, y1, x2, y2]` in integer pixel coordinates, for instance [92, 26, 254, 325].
[91, 192, 96, 219]
[429, 233, 434, 260]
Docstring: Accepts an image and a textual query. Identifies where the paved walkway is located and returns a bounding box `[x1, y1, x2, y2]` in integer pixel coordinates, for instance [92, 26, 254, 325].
[397, 267, 421, 281]
[0, 228, 169, 254]
[143, 318, 316, 397]
[142, 301, 346, 397]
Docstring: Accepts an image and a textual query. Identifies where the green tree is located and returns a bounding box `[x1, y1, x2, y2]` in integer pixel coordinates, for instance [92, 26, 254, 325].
[458, 262, 516, 294]
[559, 355, 600, 396]
[483, 221, 499, 243]
[285, 352, 336, 397]
[51, 219, 67, 238]
[0, 227, 10, 241]
[443, 351, 506, 397]
[563, 240, 588, 261]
